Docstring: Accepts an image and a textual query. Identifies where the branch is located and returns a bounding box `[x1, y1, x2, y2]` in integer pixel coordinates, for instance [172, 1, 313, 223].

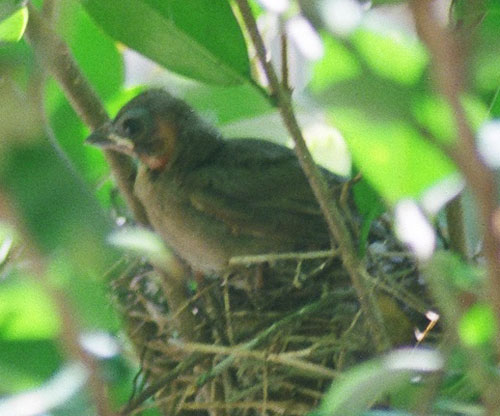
[24, 2, 148, 226]
[234, 0, 389, 351]
[24, 0, 205, 395]
[409, 0, 500, 339]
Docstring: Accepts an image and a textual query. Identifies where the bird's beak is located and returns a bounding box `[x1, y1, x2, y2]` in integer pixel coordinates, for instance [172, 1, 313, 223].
[85, 122, 135, 156]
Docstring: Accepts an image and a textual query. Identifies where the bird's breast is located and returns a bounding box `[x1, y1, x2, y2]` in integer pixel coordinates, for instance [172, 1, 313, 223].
[134, 167, 232, 273]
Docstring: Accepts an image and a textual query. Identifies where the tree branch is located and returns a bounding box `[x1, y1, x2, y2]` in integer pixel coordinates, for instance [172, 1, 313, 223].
[409, 0, 500, 340]
[24, 2, 149, 226]
[234, 0, 390, 351]
[24, 0, 204, 397]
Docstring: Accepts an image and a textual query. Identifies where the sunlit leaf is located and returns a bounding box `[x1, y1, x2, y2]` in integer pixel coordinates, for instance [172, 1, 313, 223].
[80, 0, 250, 85]
[0, 6, 27, 43]
[310, 35, 362, 92]
[331, 110, 456, 203]
[351, 28, 428, 86]
[459, 302, 497, 347]
[412, 94, 489, 144]
[0, 280, 59, 339]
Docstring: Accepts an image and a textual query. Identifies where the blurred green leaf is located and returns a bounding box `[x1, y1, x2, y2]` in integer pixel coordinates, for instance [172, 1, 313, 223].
[0, 6, 27, 43]
[47, 256, 120, 331]
[0, 279, 59, 339]
[310, 35, 362, 93]
[184, 83, 272, 125]
[452, 0, 489, 30]
[351, 28, 428, 86]
[412, 94, 489, 144]
[471, 1, 500, 92]
[0, 0, 25, 22]
[1, 141, 113, 270]
[459, 302, 497, 347]
[434, 399, 484, 416]
[317, 74, 415, 122]
[320, 349, 442, 416]
[79, 0, 250, 85]
[0, 339, 62, 392]
[331, 110, 456, 203]
[0, 362, 88, 415]
[353, 176, 386, 253]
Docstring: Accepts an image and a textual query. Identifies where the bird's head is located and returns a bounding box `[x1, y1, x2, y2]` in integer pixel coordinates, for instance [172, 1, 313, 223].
[86, 89, 221, 172]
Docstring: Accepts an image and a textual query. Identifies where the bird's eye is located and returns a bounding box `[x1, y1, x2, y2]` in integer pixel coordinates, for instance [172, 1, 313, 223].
[122, 117, 144, 137]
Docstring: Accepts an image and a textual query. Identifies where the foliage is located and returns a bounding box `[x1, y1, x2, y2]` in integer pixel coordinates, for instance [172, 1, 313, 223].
[1, 0, 500, 415]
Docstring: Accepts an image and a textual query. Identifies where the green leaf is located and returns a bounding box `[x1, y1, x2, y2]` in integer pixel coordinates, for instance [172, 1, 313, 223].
[459, 303, 498, 347]
[316, 74, 415, 122]
[80, 0, 250, 85]
[310, 35, 362, 93]
[472, 2, 500, 92]
[319, 349, 442, 416]
[0, 339, 62, 392]
[47, 256, 120, 331]
[353, 177, 386, 253]
[184, 83, 272, 125]
[1, 141, 114, 270]
[351, 28, 428, 86]
[0, 6, 27, 43]
[0, 0, 25, 22]
[0, 279, 59, 340]
[331, 110, 456, 203]
[412, 94, 489, 145]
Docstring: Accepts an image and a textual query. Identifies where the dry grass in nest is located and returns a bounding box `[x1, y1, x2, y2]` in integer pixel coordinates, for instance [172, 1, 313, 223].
[111, 223, 433, 416]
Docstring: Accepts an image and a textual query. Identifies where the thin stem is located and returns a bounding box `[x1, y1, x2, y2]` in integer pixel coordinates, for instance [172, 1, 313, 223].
[279, 18, 289, 92]
[409, 0, 500, 348]
[234, 0, 389, 351]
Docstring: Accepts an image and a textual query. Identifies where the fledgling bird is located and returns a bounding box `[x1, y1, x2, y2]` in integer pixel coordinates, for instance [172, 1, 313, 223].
[86, 89, 346, 274]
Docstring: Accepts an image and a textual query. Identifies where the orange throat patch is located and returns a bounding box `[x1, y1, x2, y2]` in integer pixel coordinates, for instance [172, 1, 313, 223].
[141, 117, 177, 171]
[139, 153, 170, 171]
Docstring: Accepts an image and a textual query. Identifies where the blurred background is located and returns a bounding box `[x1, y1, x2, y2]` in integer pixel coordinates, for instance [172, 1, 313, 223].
[0, 0, 499, 415]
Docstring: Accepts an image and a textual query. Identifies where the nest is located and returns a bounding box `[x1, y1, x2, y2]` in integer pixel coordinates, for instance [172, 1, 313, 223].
[111, 217, 433, 416]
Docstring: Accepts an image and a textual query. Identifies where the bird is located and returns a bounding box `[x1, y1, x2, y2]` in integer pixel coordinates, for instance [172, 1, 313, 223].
[86, 89, 347, 275]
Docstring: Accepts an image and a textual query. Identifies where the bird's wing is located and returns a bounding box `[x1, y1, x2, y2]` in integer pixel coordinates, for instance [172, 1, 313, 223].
[184, 139, 345, 246]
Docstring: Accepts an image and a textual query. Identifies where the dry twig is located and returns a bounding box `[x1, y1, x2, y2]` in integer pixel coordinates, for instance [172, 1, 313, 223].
[234, 0, 390, 351]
